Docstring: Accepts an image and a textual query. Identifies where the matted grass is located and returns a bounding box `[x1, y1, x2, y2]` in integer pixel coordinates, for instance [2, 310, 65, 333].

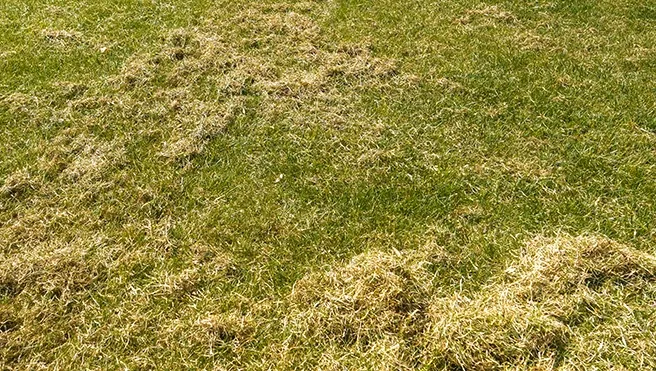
[1, 0, 656, 369]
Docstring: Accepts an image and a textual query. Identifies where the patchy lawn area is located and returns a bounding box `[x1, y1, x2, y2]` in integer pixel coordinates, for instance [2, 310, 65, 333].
[1, 0, 656, 369]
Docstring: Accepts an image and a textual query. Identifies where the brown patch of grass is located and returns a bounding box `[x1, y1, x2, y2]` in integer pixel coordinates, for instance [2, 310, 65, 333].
[1, 168, 36, 199]
[427, 296, 568, 370]
[475, 156, 556, 181]
[0, 233, 111, 366]
[113, 56, 157, 89]
[507, 236, 656, 297]
[429, 235, 656, 369]
[457, 5, 518, 26]
[158, 100, 244, 163]
[280, 235, 656, 369]
[197, 310, 257, 347]
[0, 92, 40, 115]
[0, 237, 108, 299]
[282, 245, 448, 367]
[60, 136, 125, 184]
[97, 1, 408, 162]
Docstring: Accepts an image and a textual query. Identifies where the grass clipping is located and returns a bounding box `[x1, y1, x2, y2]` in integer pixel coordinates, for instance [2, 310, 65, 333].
[283, 236, 656, 369]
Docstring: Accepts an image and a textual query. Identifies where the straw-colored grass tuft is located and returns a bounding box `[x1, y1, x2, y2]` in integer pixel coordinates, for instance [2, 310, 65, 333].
[428, 235, 656, 370]
[283, 244, 447, 368]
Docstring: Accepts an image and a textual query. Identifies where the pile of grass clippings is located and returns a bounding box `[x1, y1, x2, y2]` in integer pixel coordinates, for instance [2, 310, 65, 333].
[280, 235, 656, 370]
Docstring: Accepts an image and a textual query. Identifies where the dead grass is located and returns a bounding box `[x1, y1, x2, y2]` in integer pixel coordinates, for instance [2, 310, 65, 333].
[60, 136, 125, 184]
[277, 244, 443, 369]
[0, 93, 40, 115]
[456, 5, 518, 27]
[0, 235, 109, 299]
[0, 169, 36, 199]
[103, 1, 403, 164]
[288, 245, 444, 338]
[158, 100, 244, 163]
[280, 235, 656, 369]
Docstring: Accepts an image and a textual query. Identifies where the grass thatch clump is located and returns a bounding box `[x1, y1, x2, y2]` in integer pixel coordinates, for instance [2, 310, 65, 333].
[280, 235, 656, 370]
[281, 244, 446, 369]
[289, 246, 442, 334]
[506, 236, 656, 299]
[424, 235, 655, 369]
[0, 169, 36, 199]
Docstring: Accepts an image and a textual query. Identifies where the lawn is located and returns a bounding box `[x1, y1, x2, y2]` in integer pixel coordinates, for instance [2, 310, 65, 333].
[1, 0, 656, 369]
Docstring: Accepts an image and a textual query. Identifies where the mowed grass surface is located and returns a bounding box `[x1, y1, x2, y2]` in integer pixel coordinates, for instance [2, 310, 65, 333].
[1, 0, 656, 369]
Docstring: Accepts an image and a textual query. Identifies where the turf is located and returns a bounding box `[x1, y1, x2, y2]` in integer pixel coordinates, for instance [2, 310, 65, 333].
[1, 0, 655, 369]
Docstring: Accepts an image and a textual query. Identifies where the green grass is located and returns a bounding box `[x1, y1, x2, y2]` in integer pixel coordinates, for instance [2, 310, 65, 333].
[1, 0, 656, 369]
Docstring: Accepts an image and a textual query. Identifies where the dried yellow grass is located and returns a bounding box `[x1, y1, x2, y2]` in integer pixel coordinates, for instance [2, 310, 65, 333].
[281, 235, 656, 369]
[456, 4, 518, 27]
[100, 1, 403, 165]
[0, 169, 36, 199]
